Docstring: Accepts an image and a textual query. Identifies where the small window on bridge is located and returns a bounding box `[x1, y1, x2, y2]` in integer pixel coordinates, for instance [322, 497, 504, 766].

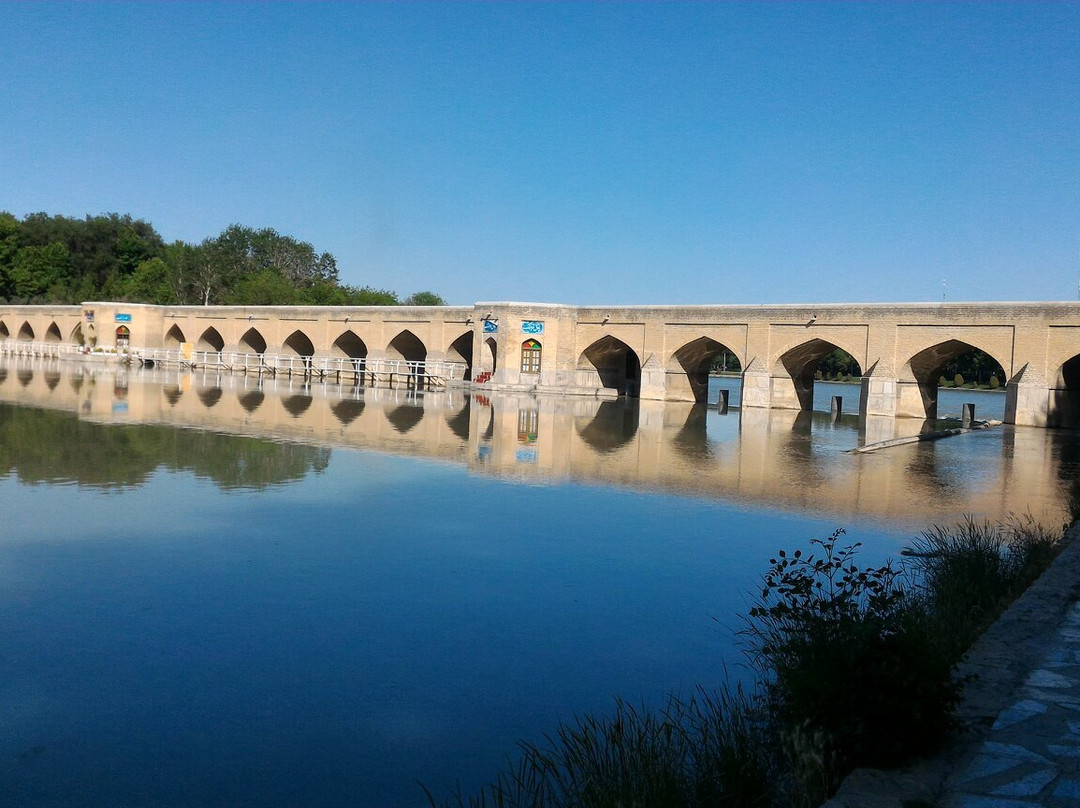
[521, 339, 542, 374]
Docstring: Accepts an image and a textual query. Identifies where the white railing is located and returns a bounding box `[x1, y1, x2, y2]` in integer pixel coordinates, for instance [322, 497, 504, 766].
[131, 348, 468, 384]
[0, 340, 80, 358]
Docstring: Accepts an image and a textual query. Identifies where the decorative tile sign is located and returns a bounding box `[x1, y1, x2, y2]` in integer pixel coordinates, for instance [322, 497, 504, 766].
[521, 320, 544, 335]
[115, 313, 132, 322]
[483, 320, 498, 333]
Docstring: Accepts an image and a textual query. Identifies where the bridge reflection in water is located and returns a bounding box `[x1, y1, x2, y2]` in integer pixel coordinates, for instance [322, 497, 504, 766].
[1, 356, 1075, 529]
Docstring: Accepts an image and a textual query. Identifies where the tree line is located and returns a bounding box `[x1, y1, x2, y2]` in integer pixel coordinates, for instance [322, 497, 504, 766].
[0, 211, 445, 307]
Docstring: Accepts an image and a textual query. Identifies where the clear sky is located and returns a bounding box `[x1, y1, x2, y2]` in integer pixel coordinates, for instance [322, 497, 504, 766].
[2, 2, 1078, 306]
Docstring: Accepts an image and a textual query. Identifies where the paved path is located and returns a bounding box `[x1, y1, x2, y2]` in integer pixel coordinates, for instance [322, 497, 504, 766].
[939, 599, 1080, 807]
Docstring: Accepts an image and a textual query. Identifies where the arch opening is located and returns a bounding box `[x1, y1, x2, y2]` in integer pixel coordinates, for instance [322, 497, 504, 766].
[667, 337, 742, 403]
[484, 337, 498, 375]
[238, 328, 267, 355]
[0, 321, 8, 340]
[332, 330, 368, 360]
[164, 325, 186, 349]
[44, 323, 62, 343]
[387, 330, 427, 381]
[447, 333, 473, 381]
[283, 330, 315, 358]
[775, 339, 863, 411]
[18, 322, 34, 341]
[1049, 354, 1080, 428]
[69, 323, 85, 345]
[197, 327, 224, 353]
[578, 336, 641, 397]
[903, 341, 1006, 420]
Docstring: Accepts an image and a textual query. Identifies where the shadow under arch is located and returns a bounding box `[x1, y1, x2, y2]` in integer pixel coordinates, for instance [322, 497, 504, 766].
[579, 336, 641, 397]
[667, 336, 742, 403]
[774, 338, 863, 411]
[0, 321, 8, 339]
[197, 386, 223, 408]
[238, 390, 264, 413]
[447, 332, 473, 381]
[163, 385, 183, 407]
[446, 399, 471, 442]
[387, 329, 427, 365]
[484, 337, 497, 374]
[283, 330, 315, 358]
[44, 322, 62, 343]
[332, 330, 368, 365]
[386, 403, 424, 434]
[575, 398, 640, 453]
[18, 322, 34, 341]
[902, 340, 1006, 420]
[164, 324, 186, 348]
[331, 397, 365, 426]
[238, 328, 267, 354]
[198, 327, 225, 352]
[282, 393, 313, 418]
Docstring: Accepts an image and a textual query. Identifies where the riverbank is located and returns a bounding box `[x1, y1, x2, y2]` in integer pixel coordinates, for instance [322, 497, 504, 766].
[824, 521, 1080, 807]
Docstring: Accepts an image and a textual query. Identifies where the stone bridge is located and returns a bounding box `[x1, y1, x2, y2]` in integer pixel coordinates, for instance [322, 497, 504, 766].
[1, 300, 1079, 428]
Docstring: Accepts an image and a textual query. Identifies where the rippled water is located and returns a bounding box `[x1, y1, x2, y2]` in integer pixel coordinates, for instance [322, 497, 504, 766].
[0, 359, 1073, 806]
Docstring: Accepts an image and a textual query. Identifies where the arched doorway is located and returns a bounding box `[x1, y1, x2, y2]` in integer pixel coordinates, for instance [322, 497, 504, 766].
[115, 325, 131, 349]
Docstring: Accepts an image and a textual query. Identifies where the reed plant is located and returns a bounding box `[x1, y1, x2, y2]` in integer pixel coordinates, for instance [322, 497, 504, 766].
[426, 517, 1065, 808]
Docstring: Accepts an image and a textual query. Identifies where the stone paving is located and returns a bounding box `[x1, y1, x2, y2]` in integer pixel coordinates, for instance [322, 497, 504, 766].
[939, 599, 1080, 807]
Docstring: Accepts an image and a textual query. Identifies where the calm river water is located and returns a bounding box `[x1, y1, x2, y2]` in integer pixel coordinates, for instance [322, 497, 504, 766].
[0, 358, 1075, 807]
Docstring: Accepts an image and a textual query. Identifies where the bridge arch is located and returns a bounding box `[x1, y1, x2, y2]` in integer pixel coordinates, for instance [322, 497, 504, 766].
[197, 327, 224, 353]
[238, 328, 267, 355]
[666, 336, 743, 403]
[771, 338, 863, 411]
[282, 330, 315, 358]
[447, 332, 473, 381]
[44, 322, 62, 343]
[578, 336, 641, 397]
[70, 322, 85, 345]
[898, 340, 1008, 420]
[387, 330, 427, 382]
[1049, 353, 1080, 428]
[164, 324, 186, 348]
[0, 321, 8, 340]
[332, 330, 367, 360]
[18, 322, 34, 341]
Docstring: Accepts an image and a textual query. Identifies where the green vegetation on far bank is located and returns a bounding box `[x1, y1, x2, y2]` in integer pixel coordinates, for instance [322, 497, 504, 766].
[428, 516, 1065, 808]
[0, 211, 446, 307]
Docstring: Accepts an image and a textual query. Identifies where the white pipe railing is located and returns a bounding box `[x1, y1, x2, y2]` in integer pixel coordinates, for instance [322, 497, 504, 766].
[130, 348, 467, 382]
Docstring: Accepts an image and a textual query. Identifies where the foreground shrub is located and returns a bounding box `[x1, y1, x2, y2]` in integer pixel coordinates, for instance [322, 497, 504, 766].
[742, 531, 961, 795]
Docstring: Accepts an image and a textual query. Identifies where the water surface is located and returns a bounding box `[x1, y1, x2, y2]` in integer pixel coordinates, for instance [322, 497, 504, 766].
[0, 359, 1074, 806]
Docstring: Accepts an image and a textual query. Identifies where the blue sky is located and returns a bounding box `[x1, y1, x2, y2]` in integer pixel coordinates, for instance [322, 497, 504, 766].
[2, 2, 1078, 306]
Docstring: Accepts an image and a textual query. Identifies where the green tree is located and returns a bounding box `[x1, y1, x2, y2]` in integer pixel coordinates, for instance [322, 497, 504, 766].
[403, 290, 447, 306]
[9, 242, 72, 301]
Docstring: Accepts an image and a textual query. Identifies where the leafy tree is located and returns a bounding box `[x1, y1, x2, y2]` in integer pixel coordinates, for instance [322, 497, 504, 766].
[10, 242, 72, 301]
[403, 290, 447, 306]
